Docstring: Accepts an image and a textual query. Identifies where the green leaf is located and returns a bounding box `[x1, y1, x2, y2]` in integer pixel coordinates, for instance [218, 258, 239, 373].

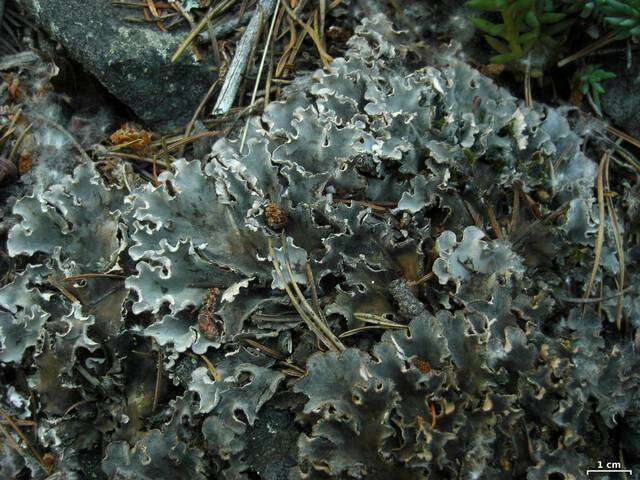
[511, 0, 535, 13]
[484, 34, 510, 53]
[520, 31, 540, 45]
[602, 0, 638, 17]
[466, 0, 505, 11]
[490, 52, 521, 63]
[544, 18, 575, 36]
[540, 12, 567, 23]
[524, 10, 540, 28]
[470, 17, 506, 36]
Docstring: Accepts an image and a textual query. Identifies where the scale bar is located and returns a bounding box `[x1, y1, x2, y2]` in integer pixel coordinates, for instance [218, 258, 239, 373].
[586, 470, 632, 475]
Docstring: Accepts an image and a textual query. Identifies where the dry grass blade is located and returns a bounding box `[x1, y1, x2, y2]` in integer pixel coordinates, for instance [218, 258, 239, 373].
[280, 0, 332, 67]
[340, 325, 405, 338]
[279, 233, 345, 351]
[242, 338, 285, 359]
[607, 125, 640, 151]
[0, 107, 21, 146]
[0, 408, 50, 474]
[171, 0, 236, 63]
[353, 312, 409, 329]
[200, 354, 221, 381]
[304, 261, 326, 323]
[7, 123, 31, 163]
[275, 15, 298, 77]
[146, 0, 159, 17]
[583, 152, 609, 308]
[267, 236, 344, 352]
[180, 78, 220, 157]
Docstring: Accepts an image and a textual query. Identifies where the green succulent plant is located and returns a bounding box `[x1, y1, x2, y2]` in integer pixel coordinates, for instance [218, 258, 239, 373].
[466, 0, 575, 72]
[598, 0, 640, 38]
[573, 63, 616, 114]
[567, 0, 640, 37]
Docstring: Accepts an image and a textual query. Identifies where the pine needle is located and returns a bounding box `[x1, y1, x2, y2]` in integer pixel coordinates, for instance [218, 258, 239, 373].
[583, 152, 609, 308]
[280, 0, 332, 67]
[604, 157, 625, 331]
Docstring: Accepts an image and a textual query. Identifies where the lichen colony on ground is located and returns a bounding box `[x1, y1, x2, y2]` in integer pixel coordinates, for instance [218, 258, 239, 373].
[1, 14, 639, 480]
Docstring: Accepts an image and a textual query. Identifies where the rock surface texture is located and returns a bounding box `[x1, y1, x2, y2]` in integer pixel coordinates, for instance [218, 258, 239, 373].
[601, 55, 640, 138]
[18, 0, 216, 131]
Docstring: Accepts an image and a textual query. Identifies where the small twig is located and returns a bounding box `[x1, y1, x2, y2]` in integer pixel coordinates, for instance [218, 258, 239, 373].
[319, 0, 326, 50]
[553, 286, 632, 304]
[242, 337, 286, 360]
[0, 419, 36, 427]
[7, 123, 31, 164]
[200, 355, 221, 381]
[407, 272, 434, 286]
[524, 55, 533, 108]
[353, 312, 408, 329]
[333, 198, 397, 211]
[485, 202, 503, 240]
[510, 188, 520, 234]
[64, 273, 126, 282]
[340, 325, 404, 338]
[304, 261, 326, 323]
[239, 0, 280, 152]
[64, 399, 95, 416]
[515, 182, 543, 220]
[607, 125, 640, 151]
[0, 107, 21, 146]
[268, 236, 344, 352]
[206, 17, 221, 65]
[280, 233, 345, 351]
[252, 312, 300, 323]
[172, 1, 195, 27]
[152, 345, 163, 412]
[0, 409, 49, 474]
[512, 201, 571, 247]
[557, 31, 617, 68]
[99, 151, 172, 169]
[213, 0, 277, 115]
[180, 78, 220, 158]
[280, 0, 332, 67]
[47, 277, 80, 304]
[171, 0, 237, 63]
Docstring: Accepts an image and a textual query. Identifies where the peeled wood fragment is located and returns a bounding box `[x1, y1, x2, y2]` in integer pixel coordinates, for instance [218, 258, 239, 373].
[212, 0, 277, 115]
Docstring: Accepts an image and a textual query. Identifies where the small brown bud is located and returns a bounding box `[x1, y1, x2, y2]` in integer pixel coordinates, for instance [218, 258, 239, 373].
[197, 288, 220, 341]
[265, 202, 288, 230]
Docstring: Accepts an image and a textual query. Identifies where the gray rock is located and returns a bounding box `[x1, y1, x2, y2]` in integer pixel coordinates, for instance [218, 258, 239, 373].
[601, 54, 640, 138]
[18, 0, 217, 131]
